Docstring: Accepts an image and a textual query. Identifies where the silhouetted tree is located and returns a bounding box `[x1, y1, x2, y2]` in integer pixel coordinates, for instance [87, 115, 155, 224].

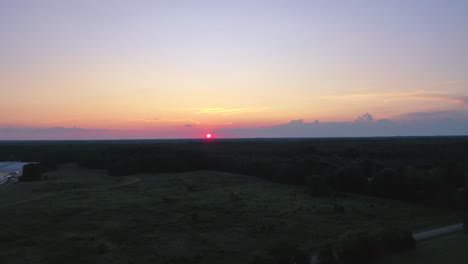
[21, 163, 42, 181]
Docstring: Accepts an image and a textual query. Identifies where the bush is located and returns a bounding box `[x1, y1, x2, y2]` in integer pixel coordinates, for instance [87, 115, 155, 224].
[317, 230, 377, 264]
[21, 163, 42, 181]
[317, 228, 415, 264]
[334, 230, 377, 264]
[372, 227, 415, 255]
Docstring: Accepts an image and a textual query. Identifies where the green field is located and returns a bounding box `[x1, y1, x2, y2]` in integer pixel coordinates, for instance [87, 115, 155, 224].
[0, 164, 125, 206]
[0, 164, 459, 264]
[377, 233, 468, 264]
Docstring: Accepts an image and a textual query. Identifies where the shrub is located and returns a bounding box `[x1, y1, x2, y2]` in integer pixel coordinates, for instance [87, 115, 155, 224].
[317, 228, 415, 264]
[333, 230, 377, 264]
[317, 230, 376, 264]
[371, 227, 415, 255]
[21, 163, 42, 181]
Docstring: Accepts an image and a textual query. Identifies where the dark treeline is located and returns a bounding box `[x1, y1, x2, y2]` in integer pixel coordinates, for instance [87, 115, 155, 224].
[1, 137, 467, 209]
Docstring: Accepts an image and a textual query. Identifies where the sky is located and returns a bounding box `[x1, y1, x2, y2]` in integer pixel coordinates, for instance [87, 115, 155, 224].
[1, 0, 467, 139]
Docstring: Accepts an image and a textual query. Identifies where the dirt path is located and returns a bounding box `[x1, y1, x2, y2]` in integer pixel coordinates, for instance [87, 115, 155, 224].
[0, 176, 140, 209]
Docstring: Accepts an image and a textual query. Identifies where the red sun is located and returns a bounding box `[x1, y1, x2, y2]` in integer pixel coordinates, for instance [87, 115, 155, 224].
[206, 133, 212, 139]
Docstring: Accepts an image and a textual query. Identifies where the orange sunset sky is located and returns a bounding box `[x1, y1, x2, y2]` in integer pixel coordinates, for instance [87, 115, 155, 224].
[1, 1, 467, 139]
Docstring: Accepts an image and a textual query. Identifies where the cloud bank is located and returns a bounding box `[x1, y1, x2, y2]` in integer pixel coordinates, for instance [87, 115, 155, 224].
[0, 127, 114, 140]
[219, 112, 468, 138]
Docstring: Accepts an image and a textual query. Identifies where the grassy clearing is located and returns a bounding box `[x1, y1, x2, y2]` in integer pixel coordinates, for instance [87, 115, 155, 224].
[0, 164, 123, 206]
[377, 233, 468, 264]
[0, 166, 459, 264]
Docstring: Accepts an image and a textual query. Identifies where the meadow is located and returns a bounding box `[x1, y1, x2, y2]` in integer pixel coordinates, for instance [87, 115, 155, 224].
[0, 164, 459, 264]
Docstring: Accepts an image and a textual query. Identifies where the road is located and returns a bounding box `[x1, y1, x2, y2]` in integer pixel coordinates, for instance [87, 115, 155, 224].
[412, 223, 464, 241]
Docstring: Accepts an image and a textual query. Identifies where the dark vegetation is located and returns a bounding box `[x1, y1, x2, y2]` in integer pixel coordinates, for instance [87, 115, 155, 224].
[1, 137, 467, 209]
[464, 213, 468, 232]
[250, 240, 309, 264]
[0, 137, 467, 263]
[3, 167, 454, 264]
[21, 163, 42, 181]
[375, 232, 468, 264]
[317, 227, 415, 264]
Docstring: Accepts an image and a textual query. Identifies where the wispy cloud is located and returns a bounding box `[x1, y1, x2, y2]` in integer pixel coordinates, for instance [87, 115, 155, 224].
[422, 94, 468, 105]
[393, 110, 468, 121]
[0, 127, 112, 133]
[433, 79, 468, 88]
[140, 118, 201, 124]
[0, 126, 114, 140]
[171, 107, 269, 116]
[320, 91, 468, 105]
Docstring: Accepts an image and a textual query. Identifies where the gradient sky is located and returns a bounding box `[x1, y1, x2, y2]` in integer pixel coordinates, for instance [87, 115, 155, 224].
[1, 0, 467, 139]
